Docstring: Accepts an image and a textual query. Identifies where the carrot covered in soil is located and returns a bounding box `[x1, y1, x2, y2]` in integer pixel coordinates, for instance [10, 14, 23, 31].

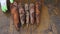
[25, 3, 29, 26]
[10, 2, 20, 31]
[29, 3, 35, 24]
[18, 3, 25, 26]
[35, 2, 40, 25]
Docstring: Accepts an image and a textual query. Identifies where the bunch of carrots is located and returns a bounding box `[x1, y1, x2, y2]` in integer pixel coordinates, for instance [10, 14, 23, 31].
[10, 1, 41, 31]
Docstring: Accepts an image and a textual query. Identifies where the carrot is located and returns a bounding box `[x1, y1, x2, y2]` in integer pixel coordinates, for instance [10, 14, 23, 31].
[10, 2, 20, 31]
[18, 3, 25, 26]
[25, 3, 29, 26]
[29, 3, 35, 24]
[35, 2, 40, 25]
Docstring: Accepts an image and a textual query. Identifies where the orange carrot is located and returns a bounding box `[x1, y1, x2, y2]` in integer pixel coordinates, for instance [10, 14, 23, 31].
[10, 2, 20, 31]
[35, 2, 40, 25]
